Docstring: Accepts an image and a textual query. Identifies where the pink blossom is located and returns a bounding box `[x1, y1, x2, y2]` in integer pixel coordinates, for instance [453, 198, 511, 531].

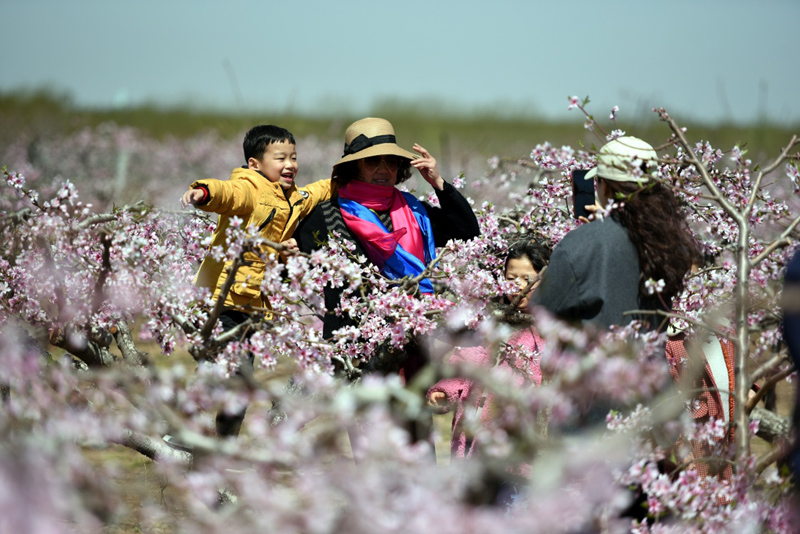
[606, 129, 626, 141]
[568, 95, 580, 110]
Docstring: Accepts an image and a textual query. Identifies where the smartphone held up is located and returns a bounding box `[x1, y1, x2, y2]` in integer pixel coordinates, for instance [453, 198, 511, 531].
[571, 169, 596, 220]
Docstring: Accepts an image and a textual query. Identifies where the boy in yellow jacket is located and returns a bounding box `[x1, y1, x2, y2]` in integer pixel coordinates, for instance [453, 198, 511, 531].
[181, 125, 333, 436]
[182, 125, 333, 315]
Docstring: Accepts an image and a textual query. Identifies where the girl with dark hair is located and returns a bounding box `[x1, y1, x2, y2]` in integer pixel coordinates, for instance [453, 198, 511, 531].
[534, 136, 700, 331]
[504, 239, 552, 310]
[427, 238, 551, 461]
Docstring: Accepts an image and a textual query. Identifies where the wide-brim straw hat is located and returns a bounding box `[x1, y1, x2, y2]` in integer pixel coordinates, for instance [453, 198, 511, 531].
[585, 136, 659, 184]
[333, 117, 417, 167]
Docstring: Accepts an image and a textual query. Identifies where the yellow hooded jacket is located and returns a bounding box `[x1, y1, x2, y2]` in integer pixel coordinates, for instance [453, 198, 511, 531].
[192, 167, 334, 314]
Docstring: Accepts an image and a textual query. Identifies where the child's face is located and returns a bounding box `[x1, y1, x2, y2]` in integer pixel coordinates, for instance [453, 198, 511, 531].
[505, 257, 540, 310]
[248, 140, 298, 189]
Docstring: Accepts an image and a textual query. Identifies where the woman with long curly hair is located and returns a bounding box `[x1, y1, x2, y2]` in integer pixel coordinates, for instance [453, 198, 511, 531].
[534, 136, 699, 331]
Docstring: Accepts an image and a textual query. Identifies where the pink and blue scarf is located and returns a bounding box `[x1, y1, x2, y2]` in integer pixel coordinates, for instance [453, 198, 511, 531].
[338, 181, 436, 293]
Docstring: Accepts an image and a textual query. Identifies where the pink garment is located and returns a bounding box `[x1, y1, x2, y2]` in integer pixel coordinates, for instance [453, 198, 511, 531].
[338, 181, 425, 266]
[427, 326, 544, 460]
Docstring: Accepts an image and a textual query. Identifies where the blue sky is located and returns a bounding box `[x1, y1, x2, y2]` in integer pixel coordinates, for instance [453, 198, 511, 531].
[2, 0, 798, 124]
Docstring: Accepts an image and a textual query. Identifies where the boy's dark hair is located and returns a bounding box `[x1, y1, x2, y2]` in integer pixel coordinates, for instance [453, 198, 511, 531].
[243, 125, 296, 162]
[505, 238, 552, 273]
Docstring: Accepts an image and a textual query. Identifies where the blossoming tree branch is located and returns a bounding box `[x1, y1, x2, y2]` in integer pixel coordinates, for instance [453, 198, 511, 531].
[0, 101, 798, 532]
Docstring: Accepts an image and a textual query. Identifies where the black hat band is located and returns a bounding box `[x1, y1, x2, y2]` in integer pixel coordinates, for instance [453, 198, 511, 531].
[343, 134, 397, 156]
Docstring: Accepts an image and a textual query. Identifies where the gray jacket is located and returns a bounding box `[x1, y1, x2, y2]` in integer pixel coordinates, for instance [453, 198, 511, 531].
[534, 216, 661, 330]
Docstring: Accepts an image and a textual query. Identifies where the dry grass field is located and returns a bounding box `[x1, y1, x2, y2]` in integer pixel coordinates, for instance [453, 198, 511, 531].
[2, 90, 798, 168]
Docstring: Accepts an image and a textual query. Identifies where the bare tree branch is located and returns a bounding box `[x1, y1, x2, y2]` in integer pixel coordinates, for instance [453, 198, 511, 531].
[659, 110, 761, 460]
[91, 233, 112, 316]
[112, 319, 147, 366]
[1, 207, 32, 224]
[622, 309, 736, 342]
[77, 201, 146, 229]
[114, 430, 192, 465]
[751, 406, 792, 445]
[754, 434, 794, 475]
[172, 313, 198, 336]
[507, 268, 544, 309]
[49, 325, 115, 367]
[397, 248, 451, 292]
[751, 213, 800, 266]
[200, 256, 245, 342]
[659, 112, 743, 225]
[746, 363, 795, 414]
[214, 317, 259, 345]
[745, 136, 800, 218]
[750, 352, 791, 385]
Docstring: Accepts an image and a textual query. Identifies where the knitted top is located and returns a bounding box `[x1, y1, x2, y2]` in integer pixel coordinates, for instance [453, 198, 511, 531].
[427, 326, 544, 460]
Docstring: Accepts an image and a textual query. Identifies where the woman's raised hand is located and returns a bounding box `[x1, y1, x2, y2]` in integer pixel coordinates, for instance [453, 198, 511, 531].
[578, 201, 603, 224]
[411, 143, 445, 190]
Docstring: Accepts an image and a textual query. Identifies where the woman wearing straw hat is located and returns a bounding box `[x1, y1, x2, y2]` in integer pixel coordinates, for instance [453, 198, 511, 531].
[295, 117, 480, 379]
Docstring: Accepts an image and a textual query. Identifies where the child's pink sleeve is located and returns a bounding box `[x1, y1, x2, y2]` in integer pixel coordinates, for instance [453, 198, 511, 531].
[508, 327, 544, 386]
[426, 346, 488, 413]
[426, 378, 473, 414]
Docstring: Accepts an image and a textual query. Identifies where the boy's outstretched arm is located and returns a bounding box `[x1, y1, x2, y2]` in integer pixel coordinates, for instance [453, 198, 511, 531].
[181, 187, 208, 208]
[187, 170, 260, 215]
[297, 178, 336, 218]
